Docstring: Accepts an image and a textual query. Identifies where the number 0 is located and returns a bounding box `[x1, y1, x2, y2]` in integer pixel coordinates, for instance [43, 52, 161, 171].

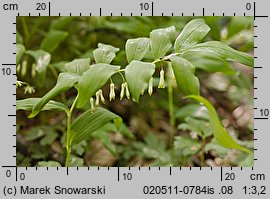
[246, 3, 252, 10]
[6, 170, 11, 177]
[20, 173, 25, 180]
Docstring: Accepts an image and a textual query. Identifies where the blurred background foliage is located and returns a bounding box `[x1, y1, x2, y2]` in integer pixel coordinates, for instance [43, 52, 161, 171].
[16, 16, 254, 167]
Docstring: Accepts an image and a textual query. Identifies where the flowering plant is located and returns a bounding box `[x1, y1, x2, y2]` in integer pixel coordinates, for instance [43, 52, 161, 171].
[17, 19, 253, 166]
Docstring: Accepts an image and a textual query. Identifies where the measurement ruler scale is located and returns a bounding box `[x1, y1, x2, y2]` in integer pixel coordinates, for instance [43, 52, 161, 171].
[0, 0, 269, 198]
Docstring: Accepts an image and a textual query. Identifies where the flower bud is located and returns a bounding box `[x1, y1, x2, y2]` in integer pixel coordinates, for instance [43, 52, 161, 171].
[16, 80, 23, 88]
[31, 64, 36, 77]
[95, 91, 100, 106]
[120, 83, 125, 100]
[90, 97, 95, 112]
[148, 77, 153, 96]
[99, 89, 105, 104]
[109, 83, 115, 101]
[16, 64, 21, 73]
[24, 85, 35, 94]
[125, 82, 130, 99]
[158, 69, 165, 88]
[21, 61, 28, 77]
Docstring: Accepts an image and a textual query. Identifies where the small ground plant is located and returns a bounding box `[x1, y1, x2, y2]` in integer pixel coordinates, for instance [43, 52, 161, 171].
[17, 18, 253, 166]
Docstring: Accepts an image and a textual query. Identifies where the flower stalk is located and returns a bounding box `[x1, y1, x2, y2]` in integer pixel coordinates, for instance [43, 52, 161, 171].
[65, 95, 79, 167]
[167, 65, 175, 165]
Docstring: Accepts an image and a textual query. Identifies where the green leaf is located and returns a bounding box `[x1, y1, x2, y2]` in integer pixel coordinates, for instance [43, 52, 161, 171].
[16, 98, 68, 112]
[31, 143, 49, 159]
[184, 41, 254, 67]
[174, 136, 201, 157]
[26, 50, 51, 87]
[29, 73, 80, 118]
[152, 26, 176, 42]
[77, 63, 120, 108]
[94, 123, 135, 139]
[41, 29, 68, 53]
[16, 31, 23, 44]
[178, 117, 212, 139]
[238, 153, 254, 167]
[92, 130, 117, 156]
[182, 51, 235, 75]
[175, 104, 209, 121]
[40, 130, 58, 146]
[174, 19, 210, 53]
[93, 43, 119, 64]
[227, 17, 253, 38]
[65, 58, 91, 75]
[17, 152, 31, 167]
[50, 16, 75, 30]
[204, 17, 221, 41]
[52, 61, 67, 73]
[125, 38, 150, 63]
[205, 139, 229, 158]
[69, 156, 84, 167]
[37, 161, 61, 167]
[170, 56, 200, 95]
[125, 61, 155, 102]
[70, 107, 122, 146]
[118, 123, 135, 139]
[16, 44, 25, 65]
[185, 95, 251, 153]
[103, 17, 154, 37]
[163, 26, 176, 41]
[25, 126, 49, 141]
[72, 141, 87, 156]
[141, 133, 169, 161]
[28, 126, 58, 146]
[150, 27, 174, 60]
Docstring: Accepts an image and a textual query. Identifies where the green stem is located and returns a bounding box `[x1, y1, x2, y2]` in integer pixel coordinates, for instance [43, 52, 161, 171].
[65, 148, 71, 167]
[65, 95, 79, 167]
[168, 65, 175, 165]
[118, 71, 126, 82]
